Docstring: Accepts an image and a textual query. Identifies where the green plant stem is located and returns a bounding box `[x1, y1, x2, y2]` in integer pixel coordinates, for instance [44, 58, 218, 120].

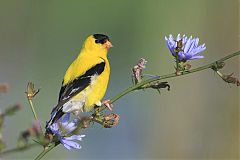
[34, 143, 57, 160]
[97, 50, 240, 112]
[28, 99, 39, 121]
[27, 99, 44, 134]
[175, 53, 180, 70]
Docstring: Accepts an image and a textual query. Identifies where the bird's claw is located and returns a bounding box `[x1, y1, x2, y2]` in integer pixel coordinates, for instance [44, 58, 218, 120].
[102, 100, 113, 111]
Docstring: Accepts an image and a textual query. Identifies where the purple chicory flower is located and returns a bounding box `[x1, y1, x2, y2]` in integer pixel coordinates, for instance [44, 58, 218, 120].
[49, 113, 85, 150]
[165, 34, 206, 61]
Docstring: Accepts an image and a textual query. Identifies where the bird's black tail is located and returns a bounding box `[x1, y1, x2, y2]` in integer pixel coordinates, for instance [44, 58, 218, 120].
[45, 110, 64, 129]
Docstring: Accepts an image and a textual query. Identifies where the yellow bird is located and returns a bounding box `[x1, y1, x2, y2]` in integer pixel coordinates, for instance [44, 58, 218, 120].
[46, 34, 112, 128]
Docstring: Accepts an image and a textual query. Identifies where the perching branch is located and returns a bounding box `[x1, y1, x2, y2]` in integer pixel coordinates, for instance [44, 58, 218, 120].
[34, 143, 58, 160]
[96, 50, 240, 112]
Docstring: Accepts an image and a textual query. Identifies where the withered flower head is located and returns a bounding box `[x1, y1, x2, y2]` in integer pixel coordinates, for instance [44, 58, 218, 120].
[132, 58, 147, 84]
[25, 82, 40, 100]
[222, 73, 240, 86]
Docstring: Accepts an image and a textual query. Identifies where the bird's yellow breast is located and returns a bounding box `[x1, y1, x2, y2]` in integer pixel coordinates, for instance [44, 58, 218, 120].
[72, 59, 110, 112]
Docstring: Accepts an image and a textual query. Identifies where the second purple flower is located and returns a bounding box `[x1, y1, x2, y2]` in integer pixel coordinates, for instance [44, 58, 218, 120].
[165, 34, 206, 61]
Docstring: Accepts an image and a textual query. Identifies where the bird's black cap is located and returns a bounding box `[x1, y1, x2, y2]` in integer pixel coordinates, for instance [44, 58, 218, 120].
[93, 34, 110, 44]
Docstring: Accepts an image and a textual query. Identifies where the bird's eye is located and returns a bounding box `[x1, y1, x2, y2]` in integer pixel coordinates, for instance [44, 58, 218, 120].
[95, 39, 100, 43]
[95, 39, 108, 45]
[93, 34, 109, 45]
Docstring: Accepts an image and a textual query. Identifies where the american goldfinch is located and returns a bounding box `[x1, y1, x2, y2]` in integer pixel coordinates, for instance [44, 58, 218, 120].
[46, 34, 112, 128]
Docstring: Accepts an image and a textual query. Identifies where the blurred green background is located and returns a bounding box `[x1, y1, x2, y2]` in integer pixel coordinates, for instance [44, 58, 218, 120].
[0, 0, 239, 159]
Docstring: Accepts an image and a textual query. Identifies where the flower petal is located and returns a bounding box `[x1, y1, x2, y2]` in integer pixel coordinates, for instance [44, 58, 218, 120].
[177, 51, 186, 60]
[183, 36, 192, 53]
[182, 35, 187, 44]
[61, 139, 81, 149]
[169, 34, 174, 42]
[185, 39, 196, 56]
[194, 38, 199, 47]
[190, 45, 206, 56]
[60, 138, 76, 150]
[65, 119, 78, 133]
[61, 142, 72, 150]
[61, 113, 70, 126]
[49, 123, 59, 134]
[64, 135, 85, 141]
[165, 35, 176, 56]
[176, 33, 181, 41]
[189, 55, 204, 60]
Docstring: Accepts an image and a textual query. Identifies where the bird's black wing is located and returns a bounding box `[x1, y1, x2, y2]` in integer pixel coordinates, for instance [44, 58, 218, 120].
[58, 61, 105, 102]
[46, 61, 105, 128]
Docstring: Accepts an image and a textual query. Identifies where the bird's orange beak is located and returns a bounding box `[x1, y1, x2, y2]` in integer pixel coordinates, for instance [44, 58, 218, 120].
[103, 40, 113, 49]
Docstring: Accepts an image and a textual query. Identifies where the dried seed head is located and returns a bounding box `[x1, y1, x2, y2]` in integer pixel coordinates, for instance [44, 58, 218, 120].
[25, 82, 40, 100]
[222, 73, 240, 86]
[132, 58, 147, 84]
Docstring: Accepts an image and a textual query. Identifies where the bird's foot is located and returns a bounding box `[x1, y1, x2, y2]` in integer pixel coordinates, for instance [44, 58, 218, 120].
[101, 100, 113, 111]
[94, 100, 113, 113]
